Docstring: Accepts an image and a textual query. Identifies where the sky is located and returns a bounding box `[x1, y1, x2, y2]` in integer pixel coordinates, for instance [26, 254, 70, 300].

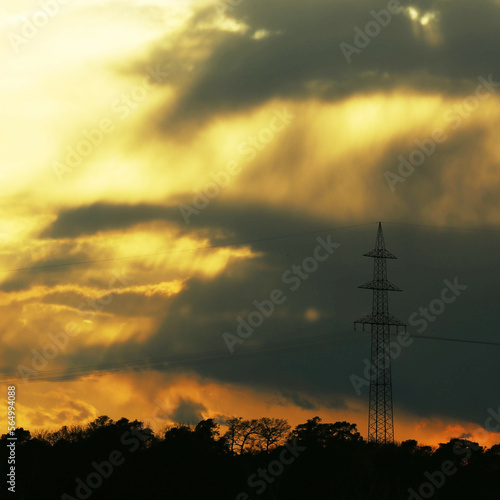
[1, 0, 500, 447]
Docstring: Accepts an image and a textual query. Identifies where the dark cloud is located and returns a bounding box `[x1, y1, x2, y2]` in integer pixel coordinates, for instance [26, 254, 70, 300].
[379, 123, 498, 215]
[171, 397, 207, 424]
[7, 193, 500, 428]
[136, 0, 500, 126]
[42, 220, 494, 429]
[68, 400, 93, 421]
[278, 391, 319, 411]
[40, 203, 180, 239]
[38, 199, 333, 242]
[5, 190, 500, 430]
[151, 223, 498, 427]
[0, 254, 96, 292]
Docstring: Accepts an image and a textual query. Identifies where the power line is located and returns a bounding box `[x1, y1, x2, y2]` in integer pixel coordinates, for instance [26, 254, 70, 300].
[382, 221, 500, 234]
[0, 222, 376, 274]
[3, 330, 499, 384]
[1, 219, 499, 384]
[0, 331, 358, 384]
[401, 334, 500, 347]
[3, 220, 499, 275]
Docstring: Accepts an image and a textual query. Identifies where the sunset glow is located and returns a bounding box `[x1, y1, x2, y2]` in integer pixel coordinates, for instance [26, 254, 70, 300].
[1, 0, 499, 458]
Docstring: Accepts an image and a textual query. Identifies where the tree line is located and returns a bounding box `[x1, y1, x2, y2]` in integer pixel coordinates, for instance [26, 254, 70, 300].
[1, 415, 499, 499]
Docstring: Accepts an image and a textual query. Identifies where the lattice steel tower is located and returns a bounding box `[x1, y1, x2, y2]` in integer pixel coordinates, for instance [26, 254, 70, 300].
[354, 222, 405, 444]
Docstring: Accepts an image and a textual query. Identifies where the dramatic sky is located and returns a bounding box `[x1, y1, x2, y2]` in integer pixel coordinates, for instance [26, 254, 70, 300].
[1, 0, 499, 446]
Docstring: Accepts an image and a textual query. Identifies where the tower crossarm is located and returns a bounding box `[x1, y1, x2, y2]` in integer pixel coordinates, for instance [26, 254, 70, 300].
[363, 248, 397, 259]
[358, 279, 402, 292]
[354, 313, 406, 332]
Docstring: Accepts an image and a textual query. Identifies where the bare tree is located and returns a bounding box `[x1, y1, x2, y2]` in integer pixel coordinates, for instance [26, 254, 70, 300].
[224, 417, 290, 454]
[224, 417, 261, 454]
[256, 417, 291, 452]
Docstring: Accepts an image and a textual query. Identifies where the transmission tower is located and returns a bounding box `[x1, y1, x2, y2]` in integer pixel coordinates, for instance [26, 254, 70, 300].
[354, 222, 405, 444]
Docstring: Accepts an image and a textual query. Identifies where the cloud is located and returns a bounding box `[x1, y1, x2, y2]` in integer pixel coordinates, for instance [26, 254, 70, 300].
[171, 397, 207, 424]
[277, 391, 319, 411]
[40, 203, 180, 239]
[40, 199, 331, 240]
[134, 0, 500, 127]
[5, 207, 500, 429]
[2, 0, 500, 447]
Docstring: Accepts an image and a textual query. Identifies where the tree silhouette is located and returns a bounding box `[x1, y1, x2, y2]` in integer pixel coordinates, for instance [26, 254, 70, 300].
[224, 417, 291, 454]
[2, 415, 498, 500]
[256, 417, 291, 452]
[290, 416, 362, 447]
[224, 417, 261, 454]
